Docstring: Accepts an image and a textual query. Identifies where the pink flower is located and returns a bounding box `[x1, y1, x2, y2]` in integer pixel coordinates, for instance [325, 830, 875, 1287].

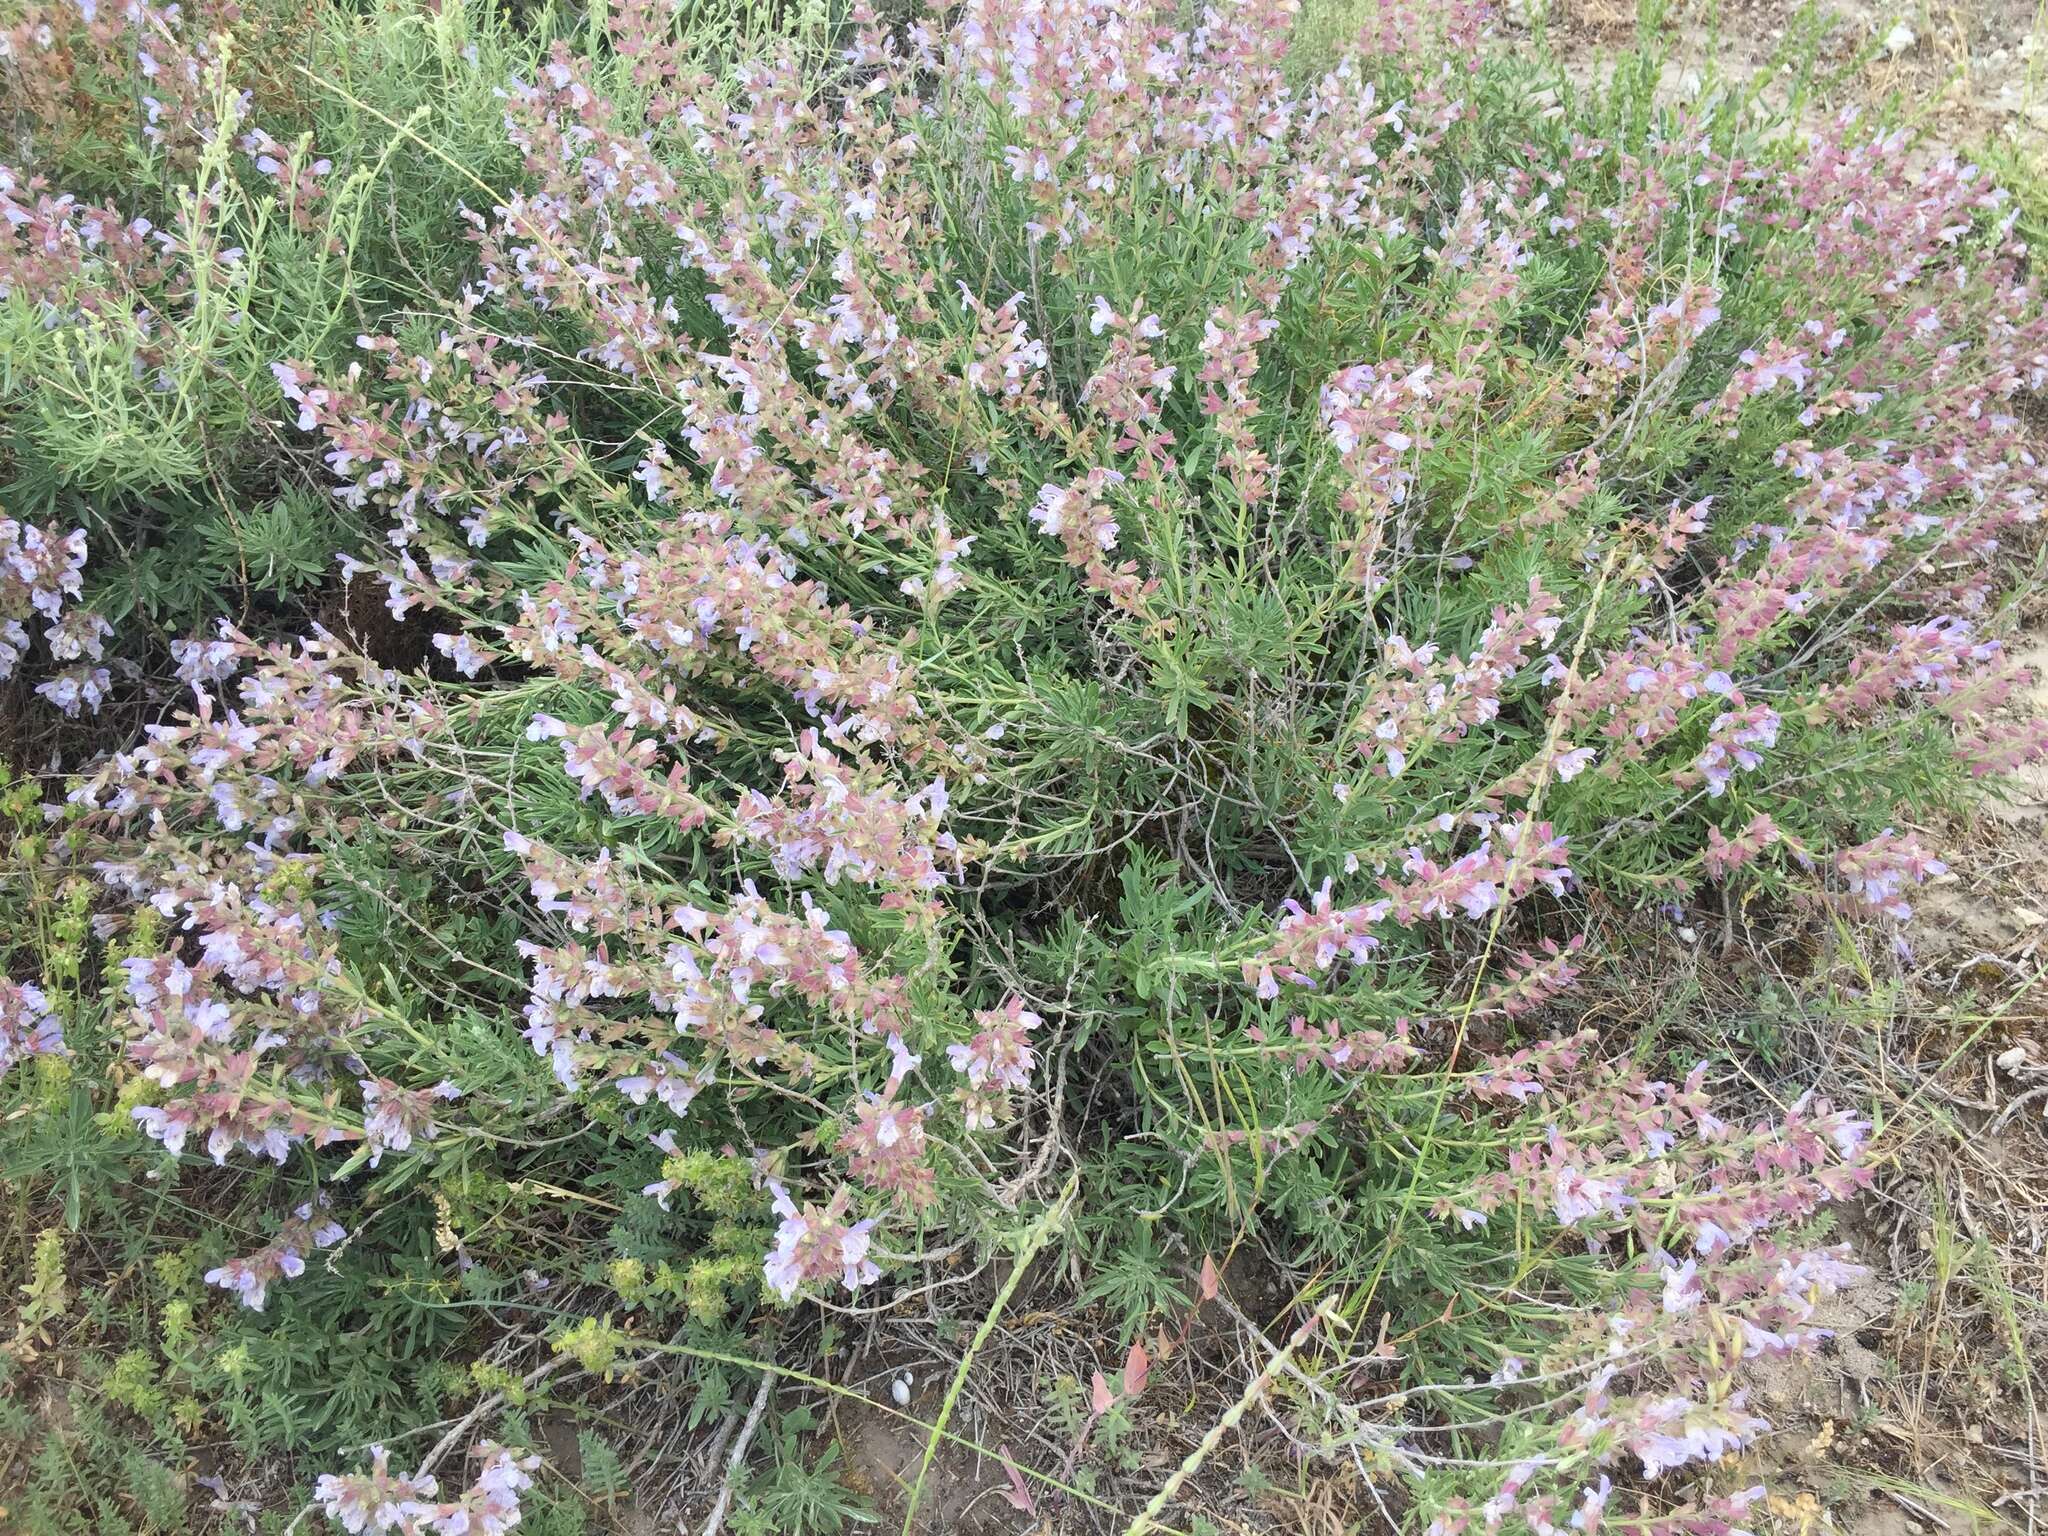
[763, 1182, 879, 1299]
[1836, 828, 1947, 919]
[314, 1443, 535, 1535]
[947, 996, 1039, 1092]
[1551, 1164, 1630, 1226]
[842, 1084, 936, 1210]
[361, 1078, 462, 1167]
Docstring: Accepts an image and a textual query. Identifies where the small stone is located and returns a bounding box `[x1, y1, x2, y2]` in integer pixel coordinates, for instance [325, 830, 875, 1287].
[1882, 22, 1917, 56]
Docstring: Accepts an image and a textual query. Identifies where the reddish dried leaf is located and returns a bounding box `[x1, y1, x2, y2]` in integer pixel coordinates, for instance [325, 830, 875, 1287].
[995, 1444, 1036, 1515]
[1122, 1340, 1150, 1398]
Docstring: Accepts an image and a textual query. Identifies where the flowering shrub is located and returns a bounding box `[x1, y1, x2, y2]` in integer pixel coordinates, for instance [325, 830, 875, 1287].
[4, 0, 2046, 1527]
[1420, 1045, 1872, 1531]
[0, 0, 533, 636]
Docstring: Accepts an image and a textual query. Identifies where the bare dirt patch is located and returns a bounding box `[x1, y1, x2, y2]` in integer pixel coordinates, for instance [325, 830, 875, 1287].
[1531, 0, 2045, 156]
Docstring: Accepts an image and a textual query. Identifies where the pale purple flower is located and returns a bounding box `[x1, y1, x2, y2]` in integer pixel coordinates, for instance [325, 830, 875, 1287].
[763, 1182, 879, 1299]
[361, 1078, 461, 1166]
[0, 978, 67, 1079]
[947, 996, 1038, 1092]
[1551, 1164, 1630, 1226]
[205, 1197, 347, 1311]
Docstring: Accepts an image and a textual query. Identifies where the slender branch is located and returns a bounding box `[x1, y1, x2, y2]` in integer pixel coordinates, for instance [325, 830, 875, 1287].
[701, 1362, 776, 1536]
